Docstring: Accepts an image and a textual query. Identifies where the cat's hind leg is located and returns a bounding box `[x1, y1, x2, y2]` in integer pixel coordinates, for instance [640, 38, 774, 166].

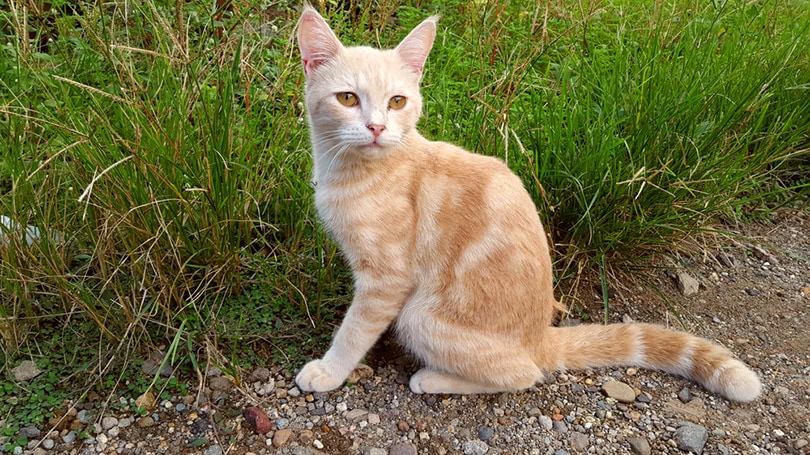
[408, 357, 543, 394]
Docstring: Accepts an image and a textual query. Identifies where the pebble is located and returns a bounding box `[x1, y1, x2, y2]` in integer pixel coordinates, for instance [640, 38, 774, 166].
[389, 442, 417, 455]
[462, 440, 489, 455]
[602, 380, 637, 403]
[675, 422, 708, 454]
[345, 408, 368, 421]
[11, 360, 43, 381]
[477, 426, 494, 441]
[62, 431, 77, 443]
[538, 415, 553, 430]
[627, 437, 652, 455]
[204, 445, 223, 455]
[18, 425, 40, 439]
[136, 416, 156, 428]
[41, 439, 55, 450]
[677, 387, 692, 403]
[570, 431, 589, 450]
[101, 416, 118, 430]
[273, 428, 293, 448]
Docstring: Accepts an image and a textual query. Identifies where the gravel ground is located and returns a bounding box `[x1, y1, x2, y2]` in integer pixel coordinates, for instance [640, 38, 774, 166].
[14, 209, 810, 455]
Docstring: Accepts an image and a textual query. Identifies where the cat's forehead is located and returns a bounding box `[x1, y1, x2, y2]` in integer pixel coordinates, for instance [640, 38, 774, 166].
[329, 46, 420, 91]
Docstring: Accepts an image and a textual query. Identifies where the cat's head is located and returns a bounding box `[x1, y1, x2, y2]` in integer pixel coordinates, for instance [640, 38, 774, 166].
[297, 5, 437, 157]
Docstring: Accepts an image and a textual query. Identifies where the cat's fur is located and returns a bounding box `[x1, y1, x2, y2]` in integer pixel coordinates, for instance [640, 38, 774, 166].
[294, 5, 761, 402]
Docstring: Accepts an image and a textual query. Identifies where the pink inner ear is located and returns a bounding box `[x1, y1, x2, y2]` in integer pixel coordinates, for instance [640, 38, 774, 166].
[395, 19, 437, 77]
[298, 10, 342, 76]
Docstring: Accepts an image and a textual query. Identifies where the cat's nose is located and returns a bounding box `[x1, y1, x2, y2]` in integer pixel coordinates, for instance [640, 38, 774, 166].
[367, 123, 386, 137]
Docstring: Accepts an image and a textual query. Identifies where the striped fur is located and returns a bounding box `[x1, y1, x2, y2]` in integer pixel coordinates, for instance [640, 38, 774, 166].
[293, 6, 761, 402]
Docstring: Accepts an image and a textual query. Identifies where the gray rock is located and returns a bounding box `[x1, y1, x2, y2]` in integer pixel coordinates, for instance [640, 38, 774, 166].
[248, 367, 271, 382]
[11, 361, 42, 382]
[462, 440, 489, 455]
[345, 408, 368, 421]
[18, 425, 40, 439]
[209, 376, 232, 391]
[538, 415, 553, 430]
[62, 431, 77, 443]
[553, 451, 570, 455]
[676, 271, 700, 296]
[203, 445, 223, 455]
[627, 437, 651, 455]
[552, 420, 568, 433]
[366, 449, 387, 455]
[101, 416, 118, 430]
[675, 422, 708, 454]
[477, 426, 494, 441]
[677, 387, 692, 403]
[602, 380, 637, 403]
[389, 442, 417, 455]
[570, 432, 589, 451]
[41, 439, 55, 450]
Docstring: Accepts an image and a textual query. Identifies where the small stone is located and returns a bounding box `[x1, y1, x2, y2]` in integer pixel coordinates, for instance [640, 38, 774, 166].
[248, 367, 272, 382]
[101, 416, 118, 430]
[62, 431, 77, 443]
[570, 432, 589, 451]
[462, 440, 489, 455]
[627, 437, 651, 455]
[135, 391, 157, 411]
[287, 387, 301, 398]
[795, 439, 808, 449]
[345, 409, 368, 421]
[552, 420, 568, 433]
[76, 409, 94, 424]
[389, 442, 418, 455]
[243, 407, 274, 434]
[273, 428, 293, 448]
[397, 421, 410, 432]
[602, 381, 637, 403]
[553, 450, 570, 455]
[202, 367, 221, 378]
[538, 415, 553, 430]
[299, 429, 314, 445]
[676, 271, 700, 296]
[175, 403, 187, 412]
[18, 425, 41, 439]
[528, 407, 542, 417]
[11, 361, 42, 381]
[751, 246, 779, 265]
[209, 376, 232, 391]
[347, 364, 374, 383]
[313, 440, 324, 449]
[367, 449, 387, 455]
[801, 287, 810, 296]
[41, 439, 55, 450]
[675, 422, 708, 454]
[477, 426, 494, 441]
[745, 288, 761, 296]
[367, 413, 380, 425]
[677, 388, 692, 403]
[204, 445, 223, 455]
[136, 416, 156, 428]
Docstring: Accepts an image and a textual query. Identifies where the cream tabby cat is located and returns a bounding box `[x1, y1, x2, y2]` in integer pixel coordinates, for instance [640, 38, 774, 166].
[294, 5, 761, 402]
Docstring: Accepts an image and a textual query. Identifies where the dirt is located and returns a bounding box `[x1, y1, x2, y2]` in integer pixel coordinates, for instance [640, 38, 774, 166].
[18, 209, 810, 455]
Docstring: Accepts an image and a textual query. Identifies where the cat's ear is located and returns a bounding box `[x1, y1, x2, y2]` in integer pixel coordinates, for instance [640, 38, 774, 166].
[395, 16, 439, 76]
[298, 5, 343, 76]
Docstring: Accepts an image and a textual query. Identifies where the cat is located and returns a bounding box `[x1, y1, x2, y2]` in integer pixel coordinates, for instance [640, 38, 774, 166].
[293, 5, 761, 402]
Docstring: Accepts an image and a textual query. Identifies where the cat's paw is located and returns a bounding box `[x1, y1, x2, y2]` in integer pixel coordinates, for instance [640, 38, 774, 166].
[295, 359, 345, 392]
[409, 368, 450, 394]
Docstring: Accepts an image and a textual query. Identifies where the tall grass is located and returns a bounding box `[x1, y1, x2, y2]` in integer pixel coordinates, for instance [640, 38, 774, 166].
[0, 0, 807, 369]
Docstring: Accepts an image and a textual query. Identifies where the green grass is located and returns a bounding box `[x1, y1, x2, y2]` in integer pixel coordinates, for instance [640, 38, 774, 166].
[0, 0, 808, 448]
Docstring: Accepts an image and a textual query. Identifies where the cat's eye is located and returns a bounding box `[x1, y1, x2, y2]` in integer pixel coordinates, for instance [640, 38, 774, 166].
[389, 95, 407, 110]
[336, 92, 358, 107]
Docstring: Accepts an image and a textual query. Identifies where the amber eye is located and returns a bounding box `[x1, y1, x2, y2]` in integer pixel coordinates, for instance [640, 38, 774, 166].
[388, 95, 407, 110]
[336, 92, 358, 107]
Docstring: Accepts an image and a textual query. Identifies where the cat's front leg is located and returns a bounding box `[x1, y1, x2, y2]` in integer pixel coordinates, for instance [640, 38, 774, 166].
[295, 280, 410, 392]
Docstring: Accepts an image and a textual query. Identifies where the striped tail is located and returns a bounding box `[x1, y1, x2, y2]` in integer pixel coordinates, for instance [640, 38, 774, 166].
[542, 323, 761, 402]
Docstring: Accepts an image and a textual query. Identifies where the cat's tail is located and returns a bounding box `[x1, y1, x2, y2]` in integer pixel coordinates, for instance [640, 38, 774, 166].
[541, 323, 761, 402]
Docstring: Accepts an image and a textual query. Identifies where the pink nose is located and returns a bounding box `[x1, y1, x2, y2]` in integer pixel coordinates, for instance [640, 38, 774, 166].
[367, 124, 386, 137]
